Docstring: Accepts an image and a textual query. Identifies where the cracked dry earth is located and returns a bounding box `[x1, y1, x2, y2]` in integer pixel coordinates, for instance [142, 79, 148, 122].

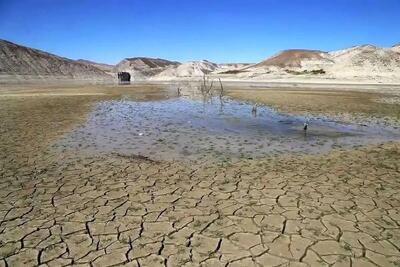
[1, 87, 400, 267]
[1, 145, 400, 267]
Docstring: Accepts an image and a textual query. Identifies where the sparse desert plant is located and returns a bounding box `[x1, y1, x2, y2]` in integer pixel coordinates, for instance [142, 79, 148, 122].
[310, 69, 326, 74]
[285, 69, 326, 75]
[219, 69, 247, 74]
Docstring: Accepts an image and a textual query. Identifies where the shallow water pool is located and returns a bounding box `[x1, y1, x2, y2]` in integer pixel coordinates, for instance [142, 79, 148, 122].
[53, 96, 400, 161]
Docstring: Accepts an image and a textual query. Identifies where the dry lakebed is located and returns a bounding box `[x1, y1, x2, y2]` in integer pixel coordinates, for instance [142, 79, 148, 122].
[1, 83, 400, 267]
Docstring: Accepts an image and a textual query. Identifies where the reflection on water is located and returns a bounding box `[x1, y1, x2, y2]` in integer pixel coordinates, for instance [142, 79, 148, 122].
[53, 96, 400, 161]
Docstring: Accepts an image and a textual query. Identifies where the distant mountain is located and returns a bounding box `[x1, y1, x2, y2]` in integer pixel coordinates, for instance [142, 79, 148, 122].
[114, 57, 180, 80]
[76, 59, 114, 73]
[0, 39, 112, 81]
[392, 43, 400, 53]
[326, 44, 400, 78]
[253, 49, 329, 68]
[217, 63, 252, 73]
[1, 38, 399, 83]
[244, 45, 400, 81]
[153, 60, 218, 80]
[219, 63, 252, 69]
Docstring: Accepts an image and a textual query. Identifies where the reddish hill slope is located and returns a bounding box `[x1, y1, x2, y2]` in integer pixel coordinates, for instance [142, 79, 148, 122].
[254, 49, 328, 68]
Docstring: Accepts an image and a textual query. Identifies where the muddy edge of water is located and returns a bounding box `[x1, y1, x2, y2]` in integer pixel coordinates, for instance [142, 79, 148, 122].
[52, 95, 400, 162]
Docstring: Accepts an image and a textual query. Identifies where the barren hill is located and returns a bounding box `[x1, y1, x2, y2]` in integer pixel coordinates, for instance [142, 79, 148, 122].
[153, 60, 218, 80]
[76, 59, 114, 73]
[241, 45, 400, 82]
[0, 39, 112, 82]
[392, 43, 400, 53]
[114, 57, 180, 80]
[254, 49, 329, 68]
[219, 63, 252, 69]
[326, 45, 400, 79]
[2, 38, 399, 84]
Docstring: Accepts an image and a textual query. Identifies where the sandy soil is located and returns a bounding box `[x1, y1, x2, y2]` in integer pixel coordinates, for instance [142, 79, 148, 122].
[1, 83, 400, 267]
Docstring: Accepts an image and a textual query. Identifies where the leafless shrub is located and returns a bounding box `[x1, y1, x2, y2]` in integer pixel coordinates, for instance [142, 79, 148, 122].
[198, 75, 225, 100]
[199, 75, 214, 97]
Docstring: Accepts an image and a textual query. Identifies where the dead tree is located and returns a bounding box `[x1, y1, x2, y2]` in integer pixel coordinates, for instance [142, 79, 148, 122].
[200, 75, 214, 96]
[252, 105, 257, 117]
[198, 76, 225, 108]
[218, 78, 224, 99]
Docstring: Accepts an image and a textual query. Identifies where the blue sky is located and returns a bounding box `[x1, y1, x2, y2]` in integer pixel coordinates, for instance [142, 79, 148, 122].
[0, 0, 399, 64]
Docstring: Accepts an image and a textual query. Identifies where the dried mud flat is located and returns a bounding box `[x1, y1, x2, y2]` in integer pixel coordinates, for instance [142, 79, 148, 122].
[1, 84, 400, 267]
